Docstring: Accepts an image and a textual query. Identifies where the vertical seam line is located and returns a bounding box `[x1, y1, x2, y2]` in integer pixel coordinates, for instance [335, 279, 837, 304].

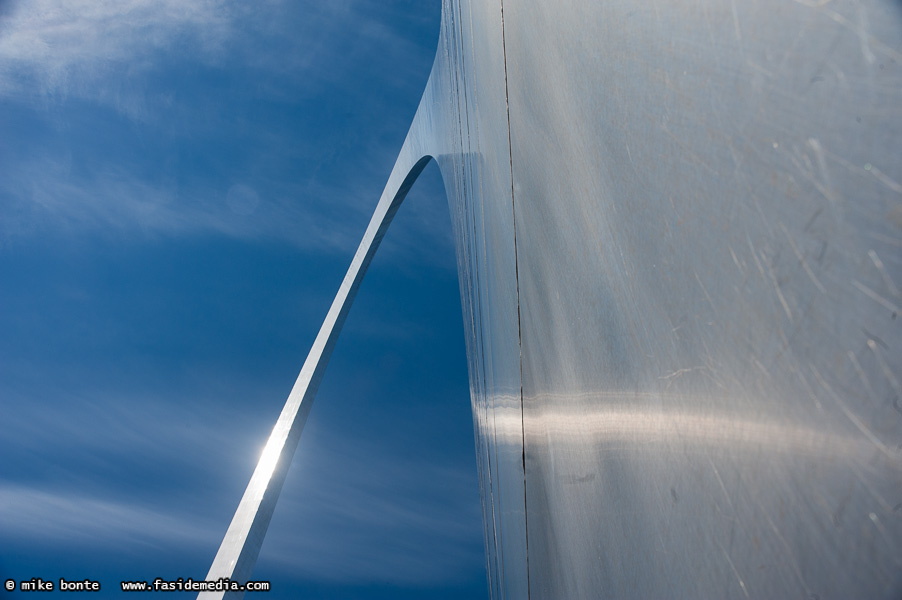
[498, 1, 530, 598]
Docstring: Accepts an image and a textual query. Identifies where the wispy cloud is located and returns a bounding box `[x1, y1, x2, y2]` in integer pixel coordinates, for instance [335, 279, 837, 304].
[0, 153, 365, 252]
[1, 383, 483, 584]
[0, 0, 435, 117]
[261, 430, 485, 585]
[0, 0, 443, 254]
[1, 149, 455, 269]
[0, 0, 235, 119]
[0, 483, 217, 548]
[0, 436, 483, 585]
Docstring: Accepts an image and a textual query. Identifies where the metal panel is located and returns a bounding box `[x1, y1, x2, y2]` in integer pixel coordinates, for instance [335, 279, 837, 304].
[436, 1, 528, 598]
[501, 0, 902, 597]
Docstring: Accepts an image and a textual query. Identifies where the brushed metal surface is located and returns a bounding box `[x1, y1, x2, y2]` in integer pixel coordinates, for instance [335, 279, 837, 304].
[498, 0, 902, 597]
[202, 0, 902, 597]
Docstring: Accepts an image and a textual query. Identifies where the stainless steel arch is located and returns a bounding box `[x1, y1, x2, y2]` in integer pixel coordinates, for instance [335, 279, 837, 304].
[198, 17, 483, 590]
[202, 5, 527, 594]
[197, 155, 432, 598]
[203, 0, 902, 598]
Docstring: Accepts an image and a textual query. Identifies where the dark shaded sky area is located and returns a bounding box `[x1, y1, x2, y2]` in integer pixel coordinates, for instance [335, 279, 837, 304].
[1, 1, 488, 597]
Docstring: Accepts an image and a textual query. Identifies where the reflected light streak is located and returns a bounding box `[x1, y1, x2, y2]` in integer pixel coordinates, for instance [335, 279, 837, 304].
[492, 391, 902, 467]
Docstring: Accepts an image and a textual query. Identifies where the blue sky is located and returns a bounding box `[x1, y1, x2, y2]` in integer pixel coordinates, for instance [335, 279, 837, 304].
[0, 1, 488, 597]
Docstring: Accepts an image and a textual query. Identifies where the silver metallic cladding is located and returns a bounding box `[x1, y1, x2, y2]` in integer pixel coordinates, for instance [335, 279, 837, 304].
[502, 0, 902, 597]
[203, 0, 902, 598]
